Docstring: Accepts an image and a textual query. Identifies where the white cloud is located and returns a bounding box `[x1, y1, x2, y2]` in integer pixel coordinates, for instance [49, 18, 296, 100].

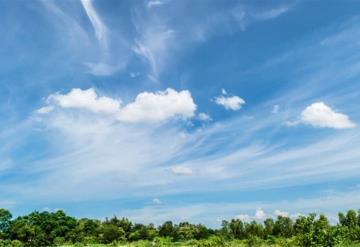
[121, 187, 360, 226]
[236, 209, 266, 222]
[152, 198, 162, 204]
[84, 62, 121, 76]
[255, 208, 266, 220]
[230, 5, 292, 32]
[147, 0, 164, 8]
[272, 104, 280, 114]
[171, 166, 193, 175]
[284, 120, 300, 127]
[236, 214, 251, 221]
[36, 106, 54, 114]
[274, 209, 289, 217]
[118, 88, 196, 123]
[301, 102, 356, 129]
[198, 113, 212, 122]
[132, 29, 175, 78]
[80, 0, 108, 49]
[49, 88, 121, 114]
[253, 6, 290, 21]
[215, 93, 245, 111]
[41, 88, 197, 124]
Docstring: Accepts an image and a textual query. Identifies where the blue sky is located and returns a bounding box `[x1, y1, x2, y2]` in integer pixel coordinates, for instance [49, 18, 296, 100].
[1, 0, 360, 226]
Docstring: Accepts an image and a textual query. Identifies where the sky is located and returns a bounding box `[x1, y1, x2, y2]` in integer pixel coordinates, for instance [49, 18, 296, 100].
[0, 0, 360, 227]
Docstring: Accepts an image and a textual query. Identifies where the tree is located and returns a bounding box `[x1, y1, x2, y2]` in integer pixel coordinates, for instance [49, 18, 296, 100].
[273, 216, 293, 238]
[0, 209, 12, 233]
[295, 214, 340, 247]
[110, 217, 132, 239]
[244, 221, 264, 239]
[339, 210, 358, 228]
[228, 219, 245, 239]
[158, 221, 174, 238]
[101, 224, 125, 244]
[264, 218, 275, 238]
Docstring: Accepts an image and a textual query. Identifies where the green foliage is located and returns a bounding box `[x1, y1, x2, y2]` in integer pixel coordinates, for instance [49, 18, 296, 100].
[195, 235, 226, 247]
[158, 221, 174, 238]
[0, 239, 23, 247]
[245, 235, 262, 247]
[152, 237, 173, 247]
[294, 214, 340, 247]
[3, 208, 360, 246]
[273, 216, 294, 238]
[100, 224, 125, 243]
[0, 209, 12, 234]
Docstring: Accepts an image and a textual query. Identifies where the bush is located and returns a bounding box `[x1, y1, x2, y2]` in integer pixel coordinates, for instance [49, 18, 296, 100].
[195, 235, 226, 247]
[132, 240, 153, 247]
[276, 237, 297, 247]
[152, 237, 173, 247]
[53, 237, 65, 246]
[245, 236, 262, 247]
[0, 240, 24, 247]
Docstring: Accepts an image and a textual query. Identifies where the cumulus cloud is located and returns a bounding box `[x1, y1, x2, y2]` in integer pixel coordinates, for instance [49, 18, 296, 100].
[152, 198, 162, 204]
[40, 88, 196, 124]
[236, 209, 267, 221]
[274, 209, 289, 217]
[171, 166, 193, 175]
[255, 208, 266, 220]
[118, 88, 196, 123]
[49, 88, 121, 114]
[235, 209, 291, 222]
[198, 113, 212, 122]
[236, 214, 251, 221]
[215, 90, 245, 111]
[301, 102, 355, 129]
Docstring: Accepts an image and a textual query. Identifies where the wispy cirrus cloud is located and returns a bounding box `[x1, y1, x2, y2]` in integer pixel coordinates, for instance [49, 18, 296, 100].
[2, 0, 360, 226]
[131, 1, 294, 80]
[132, 28, 175, 80]
[147, 0, 165, 9]
[80, 0, 108, 50]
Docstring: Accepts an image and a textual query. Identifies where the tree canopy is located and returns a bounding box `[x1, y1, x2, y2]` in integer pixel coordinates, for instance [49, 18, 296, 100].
[0, 208, 360, 246]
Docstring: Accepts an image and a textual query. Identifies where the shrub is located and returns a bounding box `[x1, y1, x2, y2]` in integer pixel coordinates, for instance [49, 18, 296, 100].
[245, 236, 262, 247]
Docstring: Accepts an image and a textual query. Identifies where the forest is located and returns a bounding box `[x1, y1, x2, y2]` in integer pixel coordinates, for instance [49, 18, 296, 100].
[1, 209, 360, 246]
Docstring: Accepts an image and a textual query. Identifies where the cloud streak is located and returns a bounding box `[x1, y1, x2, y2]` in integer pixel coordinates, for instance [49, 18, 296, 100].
[80, 0, 108, 50]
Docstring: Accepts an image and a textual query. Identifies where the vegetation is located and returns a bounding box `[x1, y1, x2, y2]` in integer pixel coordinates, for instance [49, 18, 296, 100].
[2, 209, 360, 246]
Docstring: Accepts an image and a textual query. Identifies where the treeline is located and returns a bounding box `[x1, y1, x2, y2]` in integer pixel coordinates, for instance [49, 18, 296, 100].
[1, 208, 360, 246]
